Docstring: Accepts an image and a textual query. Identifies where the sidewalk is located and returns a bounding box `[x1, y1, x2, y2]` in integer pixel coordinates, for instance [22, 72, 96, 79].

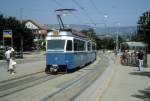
[0, 51, 46, 82]
[23, 51, 46, 58]
[0, 51, 45, 62]
[101, 55, 150, 101]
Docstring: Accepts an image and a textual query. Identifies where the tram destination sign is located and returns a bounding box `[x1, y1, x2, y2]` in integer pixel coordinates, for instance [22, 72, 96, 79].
[3, 30, 12, 38]
[53, 31, 59, 36]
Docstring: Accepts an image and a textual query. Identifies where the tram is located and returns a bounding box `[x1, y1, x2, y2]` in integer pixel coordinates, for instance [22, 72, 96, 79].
[45, 29, 96, 73]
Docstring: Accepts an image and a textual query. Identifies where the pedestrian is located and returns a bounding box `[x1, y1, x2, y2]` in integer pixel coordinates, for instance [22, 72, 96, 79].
[131, 51, 137, 66]
[121, 50, 126, 65]
[115, 49, 117, 56]
[137, 50, 144, 71]
[9, 48, 17, 75]
[123, 50, 130, 65]
[5, 47, 11, 71]
[126, 50, 131, 65]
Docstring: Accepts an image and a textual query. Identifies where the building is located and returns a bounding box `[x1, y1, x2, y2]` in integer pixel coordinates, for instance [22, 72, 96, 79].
[25, 20, 49, 41]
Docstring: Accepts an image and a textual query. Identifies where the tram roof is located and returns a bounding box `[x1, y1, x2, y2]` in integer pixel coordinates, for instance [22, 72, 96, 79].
[121, 42, 148, 47]
[47, 29, 88, 38]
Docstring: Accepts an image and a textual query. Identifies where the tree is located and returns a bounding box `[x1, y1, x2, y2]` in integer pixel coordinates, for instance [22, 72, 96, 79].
[14, 22, 34, 51]
[102, 37, 114, 50]
[81, 28, 115, 50]
[81, 28, 96, 39]
[136, 11, 150, 52]
[0, 14, 34, 51]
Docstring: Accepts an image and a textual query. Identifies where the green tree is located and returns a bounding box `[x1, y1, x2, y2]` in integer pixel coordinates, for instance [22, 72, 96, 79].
[81, 28, 116, 50]
[0, 14, 34, 51]
[136, 11, 150, 52]
[81, 28, 96, 39]
[99, 37, 115, 50]
[81, 28, 99, 48]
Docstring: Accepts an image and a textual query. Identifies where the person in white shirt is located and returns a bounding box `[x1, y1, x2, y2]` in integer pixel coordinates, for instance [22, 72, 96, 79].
[9, 48, 17, 75]
[137, 50, 144, 71]
[5, 47, 11, 71]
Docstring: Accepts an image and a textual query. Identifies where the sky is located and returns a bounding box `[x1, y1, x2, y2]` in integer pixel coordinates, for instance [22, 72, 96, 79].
[0, 0, 150, 27]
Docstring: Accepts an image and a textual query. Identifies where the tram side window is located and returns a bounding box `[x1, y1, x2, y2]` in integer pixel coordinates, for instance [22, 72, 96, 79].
[74, 39, 78, 51]
[74, 39, 85, 51]
[66, 40, 72, 51]
[92, 44, 96, 51]
[88, 42, 91, 51]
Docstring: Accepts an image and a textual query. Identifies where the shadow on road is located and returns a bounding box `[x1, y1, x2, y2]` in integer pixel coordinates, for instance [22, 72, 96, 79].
[129, 71, 150, 78]
[129, 71, 150, 100]
[131, 87, 150, 101]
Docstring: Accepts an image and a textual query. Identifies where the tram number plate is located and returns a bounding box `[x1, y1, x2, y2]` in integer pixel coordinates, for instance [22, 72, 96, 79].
[53, 31, 59, 36]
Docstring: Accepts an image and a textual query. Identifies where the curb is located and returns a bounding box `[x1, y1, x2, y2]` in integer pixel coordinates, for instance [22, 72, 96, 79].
[74, 55, 116, 101]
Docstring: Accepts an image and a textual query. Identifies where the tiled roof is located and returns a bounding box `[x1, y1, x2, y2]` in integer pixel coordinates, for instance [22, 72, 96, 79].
[25, 19, 48, 30]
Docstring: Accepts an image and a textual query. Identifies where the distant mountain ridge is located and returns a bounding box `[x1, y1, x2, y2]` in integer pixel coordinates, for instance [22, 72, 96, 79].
[95, 26, 137, 35]
[44, 24, 137, 36]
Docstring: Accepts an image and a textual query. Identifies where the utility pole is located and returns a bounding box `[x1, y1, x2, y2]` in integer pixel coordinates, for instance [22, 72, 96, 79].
[116, 23, 120, 54]
[20, 8, 23, 58]
[116, 31, 118, 53]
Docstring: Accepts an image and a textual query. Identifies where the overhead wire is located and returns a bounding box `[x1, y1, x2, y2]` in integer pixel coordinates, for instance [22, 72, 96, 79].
[89, 0, 106, 17]
[51, 0, 85, 25]
[88, 0, 109, 28]
[52, 0, 64, 8]
[71, 0, 96, 26]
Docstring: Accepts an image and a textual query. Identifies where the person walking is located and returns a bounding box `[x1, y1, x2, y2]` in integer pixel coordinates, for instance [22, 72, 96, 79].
[137, 50, 144, 71]
[5, 47, 11, 71]
[123, 50, 130, 65]
[131, 51, 137, 66]
[9, 48, 17, 75]
[121, 50, 126, 65]
[126, 50, 131, 65]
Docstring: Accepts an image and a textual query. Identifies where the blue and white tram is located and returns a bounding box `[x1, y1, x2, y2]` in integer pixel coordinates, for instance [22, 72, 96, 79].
[45, 30, 96, 73]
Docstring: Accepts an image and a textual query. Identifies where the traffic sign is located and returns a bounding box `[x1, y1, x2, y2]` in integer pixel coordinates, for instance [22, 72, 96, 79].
[3, 30, 12, 38]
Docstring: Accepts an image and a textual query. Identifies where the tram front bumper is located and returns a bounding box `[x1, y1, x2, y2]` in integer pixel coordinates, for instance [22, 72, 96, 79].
[50, 64, 58, 72]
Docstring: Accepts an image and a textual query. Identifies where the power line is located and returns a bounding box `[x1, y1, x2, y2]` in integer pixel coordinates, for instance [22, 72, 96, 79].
[70, 12, 85, 24]
[72, 0, 96, 26]
[88, 0, 109, 28]
[89, 0, 106, 16]
[52, 0, 64, 8]
[51, 0, 86, 25]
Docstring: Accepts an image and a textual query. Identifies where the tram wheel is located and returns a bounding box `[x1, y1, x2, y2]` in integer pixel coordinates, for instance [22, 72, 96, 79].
[45, 67, 50, 74]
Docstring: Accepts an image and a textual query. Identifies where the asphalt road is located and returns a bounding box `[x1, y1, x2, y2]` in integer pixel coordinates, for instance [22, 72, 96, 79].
[0, 52, 114, 101]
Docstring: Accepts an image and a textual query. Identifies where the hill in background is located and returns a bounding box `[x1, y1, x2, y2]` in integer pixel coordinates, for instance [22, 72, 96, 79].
[45, 24, 137, 36]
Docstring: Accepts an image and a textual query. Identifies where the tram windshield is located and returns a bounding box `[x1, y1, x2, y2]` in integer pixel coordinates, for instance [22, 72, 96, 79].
[47, 40, 65, 50]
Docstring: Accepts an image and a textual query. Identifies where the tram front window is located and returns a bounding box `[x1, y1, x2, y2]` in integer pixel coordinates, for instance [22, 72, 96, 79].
[47, 40, 65, 50]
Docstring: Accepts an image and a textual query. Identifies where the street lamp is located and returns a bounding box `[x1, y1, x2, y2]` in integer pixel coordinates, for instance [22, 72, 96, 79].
[116, 23, 120, 54]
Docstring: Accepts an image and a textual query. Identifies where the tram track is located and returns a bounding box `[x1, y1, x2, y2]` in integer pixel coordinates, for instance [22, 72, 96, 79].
[0, 72, 62, 97]
[41, 53, 108, 101]
[0, 71, 44, 84]
[41, 69, 94, 101]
